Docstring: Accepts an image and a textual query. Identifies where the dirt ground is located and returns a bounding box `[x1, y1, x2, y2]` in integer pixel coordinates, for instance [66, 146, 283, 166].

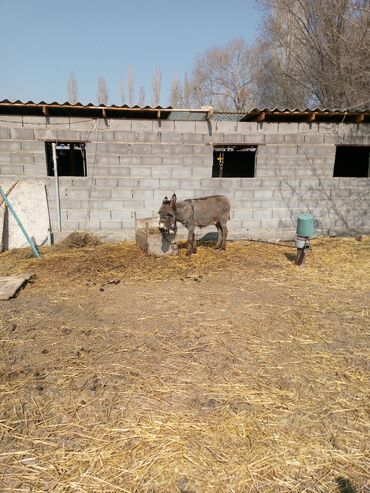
[0, 236, 369, 492]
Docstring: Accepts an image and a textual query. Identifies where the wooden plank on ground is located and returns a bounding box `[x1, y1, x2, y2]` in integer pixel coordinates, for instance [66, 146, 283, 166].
[0, 273, 35, 301]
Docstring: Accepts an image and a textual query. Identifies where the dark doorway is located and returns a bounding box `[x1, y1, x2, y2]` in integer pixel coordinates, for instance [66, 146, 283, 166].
[212, 145, 257, 178]
[333, 146, 369, 177]
[45, 142, 87, 177]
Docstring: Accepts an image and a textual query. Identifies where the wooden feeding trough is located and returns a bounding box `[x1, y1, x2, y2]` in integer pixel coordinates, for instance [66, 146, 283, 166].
[135, 215, 178, 256]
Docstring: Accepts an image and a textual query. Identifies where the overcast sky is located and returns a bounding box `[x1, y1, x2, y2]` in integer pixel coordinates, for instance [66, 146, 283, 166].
[0, 0, 263, 106]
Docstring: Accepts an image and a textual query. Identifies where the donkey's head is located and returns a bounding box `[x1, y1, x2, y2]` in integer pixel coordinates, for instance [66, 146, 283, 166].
[158, 194, 177, 233]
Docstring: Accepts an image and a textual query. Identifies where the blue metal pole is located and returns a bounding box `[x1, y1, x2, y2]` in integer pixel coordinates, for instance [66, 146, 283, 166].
[0, 186, 41, 259]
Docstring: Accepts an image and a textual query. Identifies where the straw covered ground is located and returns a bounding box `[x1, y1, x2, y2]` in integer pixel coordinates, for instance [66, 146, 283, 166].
[0, 235, 369, 492]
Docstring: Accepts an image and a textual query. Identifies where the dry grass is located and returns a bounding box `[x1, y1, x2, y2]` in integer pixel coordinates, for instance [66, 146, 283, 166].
[0, 236, 369, 492]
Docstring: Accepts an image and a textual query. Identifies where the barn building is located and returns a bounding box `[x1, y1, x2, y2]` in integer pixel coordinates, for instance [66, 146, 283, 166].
[0, 100, 369, 244]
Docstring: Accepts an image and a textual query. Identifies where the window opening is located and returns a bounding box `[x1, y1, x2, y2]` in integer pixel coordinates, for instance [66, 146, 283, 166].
[333, 146, 369, 177]
[212, 145, 257, 178]
[45, 142, 87, 177]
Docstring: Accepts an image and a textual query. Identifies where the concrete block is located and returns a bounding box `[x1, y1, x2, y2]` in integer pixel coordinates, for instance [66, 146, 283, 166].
[215, 121, 238, 133]
[0, 127, 10, 140]
[123, 199, 145, 208]
[171, 167, 192, 177]
[160, 156, 182, 167]
[161, 133, 183, 143]
[278, 122, 299, 133]
[179, 178, 202, 188]
[107, 143, 131, 154]
[0, 116, 23, 128]
[195, 121, 212, 134]
[232, 209, 254, 220]
[116, 178, 139, 187]
[237, 122, 259, 133]
[132, 189, 154, 199]
[254, 189, 274, 199]
[252, 209, 272, 220]
[96, 155, 119, 166]
[21, 141, 45, 152]
[174, 121, 196, 132]
[244, 134, 265, 144]
[136, 131, 160, 143]
[0, 152, 10, 164]
[113, 131, 137, 142]
[182, 133, 204, 144]
[110, 210, 134, 220]
[233, 199, 262, 209]
[265, 134, 285, 144]
[152, 167, 171, 177]
[156, 120, 175, 132]
[23, 116, 47, 127]
[111, 188, 134, 199]
[56, 130, 81, 141]
[105, 119, 132, 130]
[23, 164, 46, 176]
[64, 188, 90, 200]
[100, 199, 124, 210]
[90, 210, 111, 220]
[129, 166, 151, 177]
[258, 145, 278, 157]
[141, 156, 163, 166]
[283, 134, 305, 145]
[9, 128, 33, 140]
[89, 188, 112, 199]
[131, 120, 154, 132]
[184, 156, 209, 167]
[78, 220, 101, 231]
[217, 133, 245, 144]
[67, 209, 90, 221]
[192, 167, 211, 178]
[0, 165, 24, 175]
[257, 122, 279, 134]
[0, 141, 21, 152]
[278, 146, 298, 156]
[119, 156, 141, 166]
[194, 188, 216, 197]
[298, 122, 319, 134]
[151, 143, 174, 156]
[10, 152, 34, 164]
[233, 189, 255, 199]
[324, 134, 345, 144]
[100, 220, 123, 230]
[108, 167, 130, 177]
[138, 178, 160, 188]
[159, 178, 181, 188]
[303, 134, 325, 144]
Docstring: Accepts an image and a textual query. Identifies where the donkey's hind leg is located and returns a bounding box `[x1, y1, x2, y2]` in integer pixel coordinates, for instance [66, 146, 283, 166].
[215, 221, 223, 249]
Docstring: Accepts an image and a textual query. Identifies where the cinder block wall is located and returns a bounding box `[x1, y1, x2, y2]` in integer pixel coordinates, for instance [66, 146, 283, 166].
[0, 115, 369, 241]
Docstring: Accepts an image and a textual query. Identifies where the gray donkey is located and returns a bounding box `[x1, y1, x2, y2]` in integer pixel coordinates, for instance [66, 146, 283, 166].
[158, 194, 231, 255]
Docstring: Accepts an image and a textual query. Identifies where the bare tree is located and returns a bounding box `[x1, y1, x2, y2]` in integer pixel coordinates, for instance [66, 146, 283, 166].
[255, 0, 370, 108]
[152, 68, 161, 107]
[139, 86, 146, 107]
[120, 79, 126, 105]
[170, 77, 183, 107]
[182, 73, 191, 108]
[190, 38, 255, 111]
[97, 77, 108, 105]
[128, 66, 135, 106]
[67, 71, 78, 104]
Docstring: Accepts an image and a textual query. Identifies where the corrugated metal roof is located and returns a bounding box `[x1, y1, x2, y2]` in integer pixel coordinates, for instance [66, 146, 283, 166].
[0, 100, 368, 123]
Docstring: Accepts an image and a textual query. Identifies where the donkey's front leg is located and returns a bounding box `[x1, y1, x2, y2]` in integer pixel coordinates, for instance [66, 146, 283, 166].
[186, 227, 195, 256]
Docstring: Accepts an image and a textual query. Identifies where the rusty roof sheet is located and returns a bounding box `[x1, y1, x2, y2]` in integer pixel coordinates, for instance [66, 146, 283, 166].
[0, 100, 369, 123]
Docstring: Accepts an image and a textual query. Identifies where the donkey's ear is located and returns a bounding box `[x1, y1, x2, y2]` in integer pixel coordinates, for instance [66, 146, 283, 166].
[170, 194, 177, 207]
[162, 196, 169, 203]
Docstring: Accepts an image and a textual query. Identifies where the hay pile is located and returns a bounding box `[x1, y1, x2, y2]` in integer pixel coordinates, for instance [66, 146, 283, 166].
[59, 231, 101, 249]
[0, 236, 369, 492]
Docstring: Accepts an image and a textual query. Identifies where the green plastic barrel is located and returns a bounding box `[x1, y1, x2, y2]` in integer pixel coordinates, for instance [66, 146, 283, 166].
[297, 213, 315, 237]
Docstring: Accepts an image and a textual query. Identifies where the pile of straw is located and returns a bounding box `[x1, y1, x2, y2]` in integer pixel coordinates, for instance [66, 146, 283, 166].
[0, 236, 369, 492]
